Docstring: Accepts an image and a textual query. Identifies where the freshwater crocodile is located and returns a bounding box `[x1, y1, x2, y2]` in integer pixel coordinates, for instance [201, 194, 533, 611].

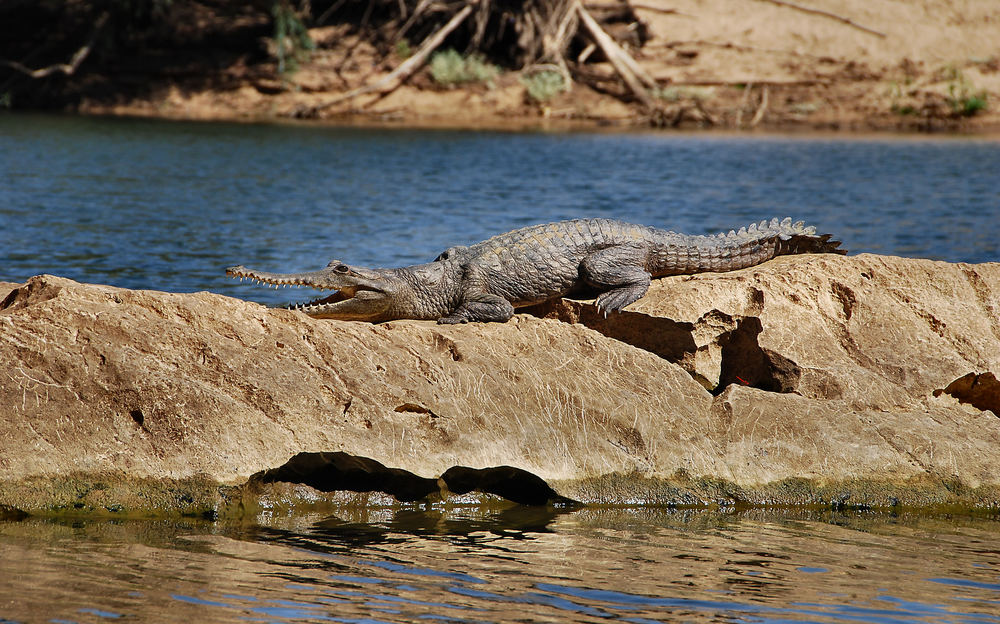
[226, 217, 845, 323]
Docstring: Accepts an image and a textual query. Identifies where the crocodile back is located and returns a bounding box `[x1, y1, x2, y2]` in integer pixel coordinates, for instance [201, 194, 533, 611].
[458, 219, 658, 305]
[453, 217, 843, 307]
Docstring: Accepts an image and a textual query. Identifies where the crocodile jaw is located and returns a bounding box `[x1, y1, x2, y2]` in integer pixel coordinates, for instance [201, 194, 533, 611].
[292, 287, 393, 320]
[226, 264, 394, 321]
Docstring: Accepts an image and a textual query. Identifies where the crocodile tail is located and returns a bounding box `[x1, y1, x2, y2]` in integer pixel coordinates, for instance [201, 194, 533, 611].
[778, 232, 846, 255]
[766, 217, 847, 256]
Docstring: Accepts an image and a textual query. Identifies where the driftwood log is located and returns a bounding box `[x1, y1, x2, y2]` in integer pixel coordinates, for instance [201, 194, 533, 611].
[298, 4, 476, 116]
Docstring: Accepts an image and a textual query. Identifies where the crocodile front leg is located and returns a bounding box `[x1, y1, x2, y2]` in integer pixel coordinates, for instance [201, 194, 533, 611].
[438, 293, 515, 324]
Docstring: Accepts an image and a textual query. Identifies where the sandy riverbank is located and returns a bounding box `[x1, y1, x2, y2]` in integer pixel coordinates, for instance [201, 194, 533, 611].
[4, 1, 997, 133]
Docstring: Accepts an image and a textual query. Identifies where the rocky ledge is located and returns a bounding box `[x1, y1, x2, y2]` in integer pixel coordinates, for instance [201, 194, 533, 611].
[1, 253, 999, 517]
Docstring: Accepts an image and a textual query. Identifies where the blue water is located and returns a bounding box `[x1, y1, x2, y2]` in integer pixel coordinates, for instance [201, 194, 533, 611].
[3, 509, 1000, 624]
[1, 114, 998, 309]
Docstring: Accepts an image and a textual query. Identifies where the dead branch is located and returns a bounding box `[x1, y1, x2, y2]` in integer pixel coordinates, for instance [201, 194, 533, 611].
[749, 85, 769, 126]
[297, 3, 474, 116]
[575, 0, 656, 108]
[1, 12, 109, 78]
[651, 76, 831, 86]
[751, 0, 886, 38]
[628, 2, 681, 14]
[735, 81, 753, 127]
[587, 2, 688, 16]
[392, 0, 433, 43]
[650, 38, 838, 60]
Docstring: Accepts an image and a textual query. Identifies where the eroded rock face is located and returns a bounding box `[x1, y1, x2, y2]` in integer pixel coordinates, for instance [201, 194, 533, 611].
[1, 254, 999, 513]
[529, 254, 1000, 406]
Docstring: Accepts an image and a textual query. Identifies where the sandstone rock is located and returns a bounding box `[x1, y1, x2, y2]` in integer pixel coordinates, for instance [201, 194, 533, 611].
[1, 253, 999, 514]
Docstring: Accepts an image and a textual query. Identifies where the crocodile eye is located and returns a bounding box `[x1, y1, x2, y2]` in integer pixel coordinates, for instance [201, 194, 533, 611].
[334, 264, 349, 273]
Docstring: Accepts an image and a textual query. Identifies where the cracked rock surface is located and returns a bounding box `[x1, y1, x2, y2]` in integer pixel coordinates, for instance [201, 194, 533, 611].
[1, 253, 999, 514]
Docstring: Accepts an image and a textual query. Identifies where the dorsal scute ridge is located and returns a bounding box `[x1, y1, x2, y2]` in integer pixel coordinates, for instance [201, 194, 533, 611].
[720, 217, 816, 240]
[719, 216, 823, 241]
[712, 217, 811, 241]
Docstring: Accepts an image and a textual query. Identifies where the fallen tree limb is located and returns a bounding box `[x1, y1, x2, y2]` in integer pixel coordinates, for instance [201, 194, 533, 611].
[296, 3, 474, 116]
[588, 2, 690, 17]
[650, 38, 839, 60]
[392, 0, 435, 44]
[628, 2, 685, 14]
[651, 76, 832, 86]
[752, 0, 886, 38]
[1, 12, 109, 78]
[749, 85, 769, 127]
[575, 0, 656, 108]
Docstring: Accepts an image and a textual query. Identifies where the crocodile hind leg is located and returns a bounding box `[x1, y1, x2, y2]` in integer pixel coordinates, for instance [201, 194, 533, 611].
[438, 293, 515, 324]
[580, 247, 652, 317]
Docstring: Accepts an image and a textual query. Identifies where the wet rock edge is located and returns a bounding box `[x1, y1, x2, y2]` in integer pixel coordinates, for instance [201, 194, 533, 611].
[3, 463, 1000, 520]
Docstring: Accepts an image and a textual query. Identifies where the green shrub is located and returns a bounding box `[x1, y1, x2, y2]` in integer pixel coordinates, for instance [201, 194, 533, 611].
[520, 70, 567, 103]
[944, 67, 988, 117]
[395, 38, 412, 59]
[429, 49, 499, 86]
[956, 93, 989, 116]
[948, 84, 988, 116]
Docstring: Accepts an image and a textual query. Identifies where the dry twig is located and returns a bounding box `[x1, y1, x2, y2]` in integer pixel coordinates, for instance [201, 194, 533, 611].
[575, 0, 656, 108]
[752, 0, 886, 38]
[297, 3, 474, 116]
[2, 12, 109, 78]
[749, 85, 769, 126]
[588, 1, 689, 16]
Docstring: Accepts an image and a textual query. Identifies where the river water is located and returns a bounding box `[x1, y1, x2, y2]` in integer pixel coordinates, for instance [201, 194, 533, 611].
[1, 115, 998, 306]
[2, 114, 1000, 622]
[3, 508, 1000, 624]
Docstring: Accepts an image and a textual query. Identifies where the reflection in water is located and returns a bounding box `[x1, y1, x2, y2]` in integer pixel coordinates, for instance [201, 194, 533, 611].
[2, 508, 999, 623]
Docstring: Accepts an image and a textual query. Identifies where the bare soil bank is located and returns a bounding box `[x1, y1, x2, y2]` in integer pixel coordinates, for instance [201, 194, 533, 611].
[4, 0, 998, 132]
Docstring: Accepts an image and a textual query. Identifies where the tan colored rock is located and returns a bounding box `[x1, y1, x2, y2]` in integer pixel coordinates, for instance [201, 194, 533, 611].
[540, 254, 1000, 401]
[1, 253, 999, 514]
